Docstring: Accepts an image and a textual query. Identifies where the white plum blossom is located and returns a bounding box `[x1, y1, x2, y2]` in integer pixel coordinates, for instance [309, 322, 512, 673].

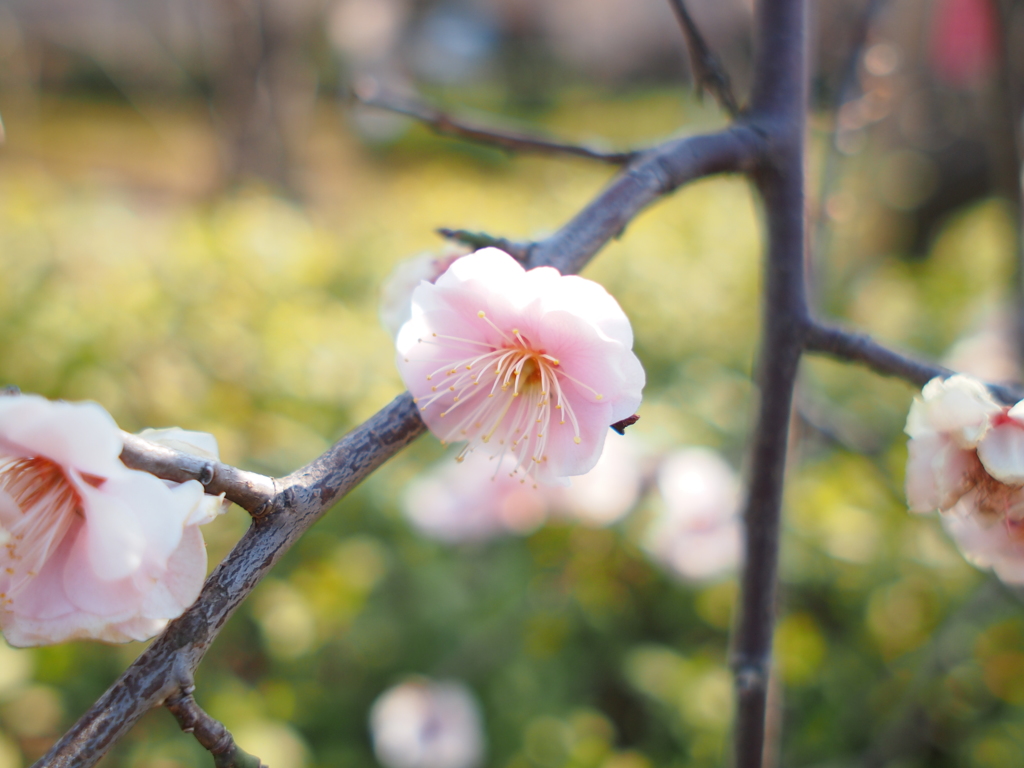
[0, 395, 226, 647]
[644, 448, 742, 582]
[904, 375, 1024, 520]
[396, 248, 645, 485]
[380, 248, 468, 339]
[402, 450, 547, 543]
[904, 374, 1024, 583]
[370, 678, 485, 768]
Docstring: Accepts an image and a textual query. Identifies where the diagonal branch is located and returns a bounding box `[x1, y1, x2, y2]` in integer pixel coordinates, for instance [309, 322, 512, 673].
[529, 127, 762, 275]
[802, 321, 950, 387]
[351, 79, 637, 165]
[666, 0, 741, 117]
[35, 119, 761, 768]
[166, 688, 267, 768]
[37, 393, 426, 768]
[802, 321, 1023, 405]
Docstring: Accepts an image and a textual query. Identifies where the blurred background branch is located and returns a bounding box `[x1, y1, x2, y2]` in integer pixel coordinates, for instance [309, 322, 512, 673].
[352, 79, 638, 164]
[666, 0, 740, 116]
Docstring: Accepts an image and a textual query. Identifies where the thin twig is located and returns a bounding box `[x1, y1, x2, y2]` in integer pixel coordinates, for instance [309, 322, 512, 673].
[119, 433, 278, 514]
[803, 321, 1024, 404]
[802, 321, 950, 387]
[666, 0, 740, 116]
[351, 78, 637, 164]
[36, 393, 426, 768]
[529, 127, 762, 275]
[991, 0, 1024, 369]
[436, 228, 535, 263]
[166, 689, 267, 768]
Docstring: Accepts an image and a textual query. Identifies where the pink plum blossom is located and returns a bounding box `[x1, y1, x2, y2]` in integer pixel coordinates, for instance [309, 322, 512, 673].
[0, 395, 225, 647]
[370, 678, 485, 768]
[644, 448, 742, 582]
[396, 248, 645, 485]
[380, 247, 469, 339]
[402, 450, 547, 543]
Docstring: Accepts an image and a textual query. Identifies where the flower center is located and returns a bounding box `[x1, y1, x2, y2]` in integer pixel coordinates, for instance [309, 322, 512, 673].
[410, 311, 606, 482]
[0, 457, 87, 604]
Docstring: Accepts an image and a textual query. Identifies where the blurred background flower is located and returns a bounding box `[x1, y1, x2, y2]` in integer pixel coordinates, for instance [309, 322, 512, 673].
[402, 450, 546, 543]
[643, 448, 741, 582]
[370, 678, 485, 768]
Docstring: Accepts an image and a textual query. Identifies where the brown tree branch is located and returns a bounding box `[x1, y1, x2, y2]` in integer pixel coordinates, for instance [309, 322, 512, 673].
[731, 0, 808, 766]
[166, 688, 267, 768]
[529, 127, 762, 275]
[803, 321, 1023, 405]
[802, 322, 950, 387]
[666, 0, 741, 116]
[435, 228, 535, 263]
[119, 433, 278, 514]
[351, 79, 637, 164]
[36, 393, 426, 768]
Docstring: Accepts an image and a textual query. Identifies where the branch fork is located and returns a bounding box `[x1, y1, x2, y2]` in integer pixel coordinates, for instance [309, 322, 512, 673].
[32, 2, 1019, 767]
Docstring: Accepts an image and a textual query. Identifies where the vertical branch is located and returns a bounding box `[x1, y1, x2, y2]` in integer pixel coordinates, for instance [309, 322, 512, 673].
[732, 0, 808, 766]
[991, 0, 1024, 370]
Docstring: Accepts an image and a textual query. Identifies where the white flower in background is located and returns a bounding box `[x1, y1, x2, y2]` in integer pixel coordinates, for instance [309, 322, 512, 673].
[403, 450, 547, 543]
[904, 375, 1024, 521]
[547, 432, 645, 526]
[380, 247, 468, 339]
[370, 678, 485, 768]
[644, 448, 742, 581]
[396, 248, 645, 485]
[0, 395, 226, 646]
[943, 309, 1019, 385]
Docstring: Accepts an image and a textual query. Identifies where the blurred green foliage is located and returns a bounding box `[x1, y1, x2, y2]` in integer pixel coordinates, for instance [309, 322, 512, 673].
[0, 91, 1021, 768]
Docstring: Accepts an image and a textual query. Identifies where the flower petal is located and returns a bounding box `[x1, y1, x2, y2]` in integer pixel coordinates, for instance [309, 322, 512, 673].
[0, 395, 124, 477]
[905, 433, 976, 512]
[905, 375, 1001, 445]
[977, 422, 1024, 484]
